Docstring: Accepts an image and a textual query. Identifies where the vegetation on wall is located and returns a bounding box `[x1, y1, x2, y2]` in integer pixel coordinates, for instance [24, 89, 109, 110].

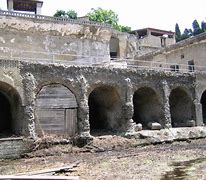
[53, 8, 131, 32]
[87, 8, 131, 32]
[54, 10, 77, 19]
[175, 19, 206, 42]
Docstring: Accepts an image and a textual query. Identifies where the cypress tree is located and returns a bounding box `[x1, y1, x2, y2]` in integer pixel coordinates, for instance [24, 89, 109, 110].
[175, 23, 182, 42]
[192, 20, 202, 36]
[201, 21, 206, 32]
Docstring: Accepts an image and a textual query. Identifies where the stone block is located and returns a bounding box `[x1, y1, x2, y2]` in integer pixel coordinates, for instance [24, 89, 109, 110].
[147, 122, 162, 130]
[186, 120, 196, 127]
[135, 123, 142, 131]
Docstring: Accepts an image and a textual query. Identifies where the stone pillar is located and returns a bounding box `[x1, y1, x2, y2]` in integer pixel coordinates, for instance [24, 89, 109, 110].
[23, 105, 37, 139]
[7, 0, 14, 11]
[22, 73, 38, 140]
[161, 80, 172, 128]
[124, 78, 136, 134]
[78, 99, 90, 137]
[78, 75, 91, 138]
[194, 102, 204, 126]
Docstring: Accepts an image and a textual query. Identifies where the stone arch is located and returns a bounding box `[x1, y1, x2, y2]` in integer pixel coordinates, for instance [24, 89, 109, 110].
[109, 37, 120, 59]
[169, 87, 195, 127]
[133, 87, 162, 129]
[35, 84, 78, 137]
[200, 90, 206, 124]
[0, 81, 23, 137]
[88, 85, 122, 135]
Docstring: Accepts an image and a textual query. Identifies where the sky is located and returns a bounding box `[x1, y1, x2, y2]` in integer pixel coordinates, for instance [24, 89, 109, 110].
[0, 0, 206, 32]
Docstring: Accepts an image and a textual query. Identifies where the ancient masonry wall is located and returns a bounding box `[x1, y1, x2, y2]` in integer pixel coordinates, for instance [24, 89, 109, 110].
[0, 138, 32, 159]
[0, 60, 206, 158]
[0, 15, 138, 64]
[19, 61, 197, 137]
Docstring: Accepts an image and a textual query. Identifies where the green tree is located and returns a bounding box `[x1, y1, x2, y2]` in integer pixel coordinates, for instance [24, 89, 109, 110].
[201, 21, 206, 32]
[175, 23, 181, 42]
[54, 10, 66, 17]
[87, 8, 119, 27]
[87, 8, 131, 32]
[54, 10, 77, 19]
[181, 28, 192, 40]
[192, 19, 202, 35]
[119, 25, 131, 32]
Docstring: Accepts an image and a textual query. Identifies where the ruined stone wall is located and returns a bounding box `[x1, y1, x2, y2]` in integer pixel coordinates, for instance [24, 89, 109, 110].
[18, 61, 196, 136]
[0, 15, 137, 64]
[195, 72, 206, 126]
[138, 46, 160, 56]
[0, 60, 26, 135]
[0, 58, 204, 159]
[0, 60, 24, 102]
[195, 73, 206, 101]
[0, 138, 32, 159]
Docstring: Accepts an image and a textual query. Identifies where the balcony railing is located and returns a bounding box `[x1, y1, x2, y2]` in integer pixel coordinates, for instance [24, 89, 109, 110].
[0, 10, 111, 28]
[0, 48, 205, 73]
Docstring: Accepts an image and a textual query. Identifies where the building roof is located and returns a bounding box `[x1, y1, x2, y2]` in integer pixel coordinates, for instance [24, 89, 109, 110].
[136, 32, 206, 60]
[7, 0, 43, 12]
[131, 27, 175, 37]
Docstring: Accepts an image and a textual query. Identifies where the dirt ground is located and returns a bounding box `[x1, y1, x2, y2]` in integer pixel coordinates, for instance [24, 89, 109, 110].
[0, 136, 206, 180]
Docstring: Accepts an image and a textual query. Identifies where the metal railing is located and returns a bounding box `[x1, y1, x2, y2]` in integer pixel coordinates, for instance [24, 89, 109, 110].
[0, 48, 205, 73]
[0, 10, 111, 28]
[107, 58, 206, 73]
[0, 49, 110, 67]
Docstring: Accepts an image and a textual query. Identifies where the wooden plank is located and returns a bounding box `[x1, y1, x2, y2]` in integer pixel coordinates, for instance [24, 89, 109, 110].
[36, 84, 77, 108]
[35, 84, 78, 136]
[36, 108, 77, 136]
[36, 99, 77, 108]
[36, 109, 65, 135]
[65, 109, 77, 136]
[0, 176, 79, 180]
[16, 164, 79, 176]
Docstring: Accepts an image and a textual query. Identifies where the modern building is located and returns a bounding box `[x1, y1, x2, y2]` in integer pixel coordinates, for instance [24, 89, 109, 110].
[7, 0, 43, 14]
[131, 28, 175, 55]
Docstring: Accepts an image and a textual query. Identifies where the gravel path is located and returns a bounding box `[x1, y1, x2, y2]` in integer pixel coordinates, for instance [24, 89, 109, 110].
[0, 138, 206, 179]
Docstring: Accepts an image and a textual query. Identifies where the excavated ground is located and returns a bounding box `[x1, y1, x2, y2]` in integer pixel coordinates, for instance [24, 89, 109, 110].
[0, 135, 206, 179]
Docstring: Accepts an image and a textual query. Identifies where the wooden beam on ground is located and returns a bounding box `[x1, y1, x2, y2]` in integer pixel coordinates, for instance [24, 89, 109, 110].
[17, 163, 79, 176]
[0, 176, 79, 180]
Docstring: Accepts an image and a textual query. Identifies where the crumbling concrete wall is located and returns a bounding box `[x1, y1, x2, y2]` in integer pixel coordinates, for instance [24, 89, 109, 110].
[0, 58, 201, 140]
[0, 15, 137, 64]
[0, 138, 32, 159]
[193, 72, 206, 126]
[0, 58, 204, 158]
[18, 61, 197, 137]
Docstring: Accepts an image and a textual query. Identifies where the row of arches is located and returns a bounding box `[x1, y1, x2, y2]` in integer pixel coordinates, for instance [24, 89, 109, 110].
[35, 85, 197, 136]
[0, 82, 206, 138]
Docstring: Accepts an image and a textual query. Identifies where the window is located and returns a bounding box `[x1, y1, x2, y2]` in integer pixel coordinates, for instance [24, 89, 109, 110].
[110, 52, 118, 59]
[188, 60, 195, 72]
[181, 54, 184, 59]
[168, 35, 174, 38]
[109, 37, 119, 60]
[170, 65, 179, 72]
